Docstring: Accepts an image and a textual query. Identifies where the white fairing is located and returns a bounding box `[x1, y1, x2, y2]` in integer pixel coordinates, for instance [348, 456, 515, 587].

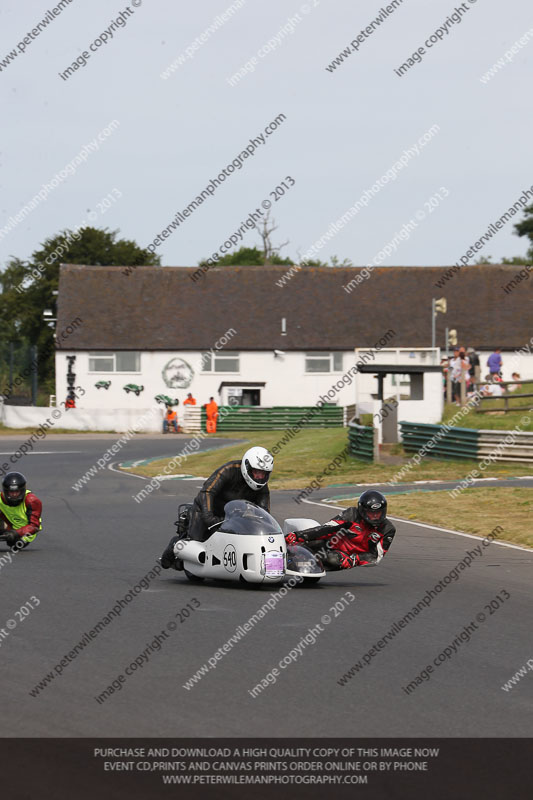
[177, 532, 287, 583]
[282, 518, 320, 535]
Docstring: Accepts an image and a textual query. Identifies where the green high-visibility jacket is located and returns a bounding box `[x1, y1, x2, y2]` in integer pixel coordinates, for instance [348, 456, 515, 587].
[0, 489, 42, 531]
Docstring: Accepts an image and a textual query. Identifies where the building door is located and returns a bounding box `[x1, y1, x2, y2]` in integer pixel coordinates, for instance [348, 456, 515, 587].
[241, 389, 260, 406]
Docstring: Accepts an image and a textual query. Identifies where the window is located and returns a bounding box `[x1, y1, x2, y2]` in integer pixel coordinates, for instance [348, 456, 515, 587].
[88, 354, 114, 372]
[333, 352, 343, 371]
[391, 374, 411, 386]
[201, 352, 240, 373]
[88, 352, 141, 372]
[305, 352, 343, 373]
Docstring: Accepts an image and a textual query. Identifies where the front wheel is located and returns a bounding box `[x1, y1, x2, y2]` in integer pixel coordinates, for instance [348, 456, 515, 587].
[300, 576, 321, 585]
[184, 569, 204, 582]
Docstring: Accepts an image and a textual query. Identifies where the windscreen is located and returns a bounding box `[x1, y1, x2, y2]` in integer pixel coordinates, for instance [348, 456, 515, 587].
[286, 544, 324, 574]
[220, 500, 282, 536]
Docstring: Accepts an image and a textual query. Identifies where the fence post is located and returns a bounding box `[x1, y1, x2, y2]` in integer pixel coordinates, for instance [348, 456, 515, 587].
[373, 427, 380, 462]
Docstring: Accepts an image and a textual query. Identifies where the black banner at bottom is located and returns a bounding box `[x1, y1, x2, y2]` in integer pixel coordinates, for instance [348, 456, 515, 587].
[2, 738, 530, 799]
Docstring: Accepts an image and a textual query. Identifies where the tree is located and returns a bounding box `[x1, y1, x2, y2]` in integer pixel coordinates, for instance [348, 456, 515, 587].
[0, 227, 161, 399]
[253, 212, 290, 264]
[501, 255, 532, 265]
[513, 202, 533, 260]
[199, 246, 292, 267]
[30, 226, 161, 269]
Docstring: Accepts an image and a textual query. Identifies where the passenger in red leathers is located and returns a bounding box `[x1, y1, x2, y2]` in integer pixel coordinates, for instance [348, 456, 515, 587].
[285, 490, 395, 570]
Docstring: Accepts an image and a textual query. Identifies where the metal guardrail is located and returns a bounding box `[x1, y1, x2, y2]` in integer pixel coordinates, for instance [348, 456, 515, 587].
[400, 421, 533, 463]
[214, 405, 344, 432]
[400, 421, 479, 460]
[348, 419, 376, 461]
[477, 430, 533, 462]
[182, 406, 202, 432]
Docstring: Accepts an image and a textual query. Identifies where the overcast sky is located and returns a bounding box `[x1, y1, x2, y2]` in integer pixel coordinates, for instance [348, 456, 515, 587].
[1, 0, 531, 269]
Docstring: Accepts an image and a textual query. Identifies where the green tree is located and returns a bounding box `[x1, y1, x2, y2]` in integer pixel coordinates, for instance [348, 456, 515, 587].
[0, 227, 160, 399]
[513, 203, 533, 260]
[501, 255, 532, 265]
[199, 246, 292, 267]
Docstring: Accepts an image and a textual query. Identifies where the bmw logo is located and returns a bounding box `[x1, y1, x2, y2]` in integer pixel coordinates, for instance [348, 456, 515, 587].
[268, 536, 275, 543]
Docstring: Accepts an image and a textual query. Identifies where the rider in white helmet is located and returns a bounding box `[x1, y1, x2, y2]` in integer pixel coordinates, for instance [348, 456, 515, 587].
[160, 446, 274, 568]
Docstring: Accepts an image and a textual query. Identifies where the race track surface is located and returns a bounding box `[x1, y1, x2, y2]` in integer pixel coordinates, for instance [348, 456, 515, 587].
[1, 435, 531, 737]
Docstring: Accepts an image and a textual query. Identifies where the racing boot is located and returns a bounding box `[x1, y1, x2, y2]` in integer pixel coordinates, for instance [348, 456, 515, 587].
[160, 535, 179, 569]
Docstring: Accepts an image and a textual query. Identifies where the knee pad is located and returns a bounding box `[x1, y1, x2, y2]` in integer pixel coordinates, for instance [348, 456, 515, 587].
[325, 550, 344, 570]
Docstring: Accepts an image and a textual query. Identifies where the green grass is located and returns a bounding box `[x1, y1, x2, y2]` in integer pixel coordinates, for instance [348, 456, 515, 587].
[442, 390, 533, 431]
[338, 488, 533, 549]
[121, 428, 533, 489]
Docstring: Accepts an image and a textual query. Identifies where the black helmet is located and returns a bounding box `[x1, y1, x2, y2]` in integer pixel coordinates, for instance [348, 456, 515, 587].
[2, 472, 27, 506]
[358, 490, 387, 528]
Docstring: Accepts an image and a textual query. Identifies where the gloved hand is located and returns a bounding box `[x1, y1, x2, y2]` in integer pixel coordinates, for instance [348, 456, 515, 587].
[339, 552, 358, 569]
[4, 531, 20, 548]
[285, 532, 300, 545]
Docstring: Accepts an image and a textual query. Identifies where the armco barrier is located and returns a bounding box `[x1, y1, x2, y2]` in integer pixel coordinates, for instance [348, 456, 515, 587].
[477, 430, 533, 462]
[213, 405, 343, 432]
[400, 421, 479, 460]
[400, 421, 533, 463]
[348, 420, 376, 461]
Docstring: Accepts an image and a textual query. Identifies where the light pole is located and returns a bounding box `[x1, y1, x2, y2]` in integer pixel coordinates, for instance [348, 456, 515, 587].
[432, 297, 447, 349]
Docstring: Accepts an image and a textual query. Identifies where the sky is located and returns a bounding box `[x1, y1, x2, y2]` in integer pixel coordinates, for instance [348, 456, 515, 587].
[0, 0, 532, 269]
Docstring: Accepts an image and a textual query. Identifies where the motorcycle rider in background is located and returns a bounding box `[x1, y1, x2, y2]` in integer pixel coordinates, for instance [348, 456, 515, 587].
[0, 472, 43, 549]
[285, 490, 395, 570]
[160, 446, 274, 569]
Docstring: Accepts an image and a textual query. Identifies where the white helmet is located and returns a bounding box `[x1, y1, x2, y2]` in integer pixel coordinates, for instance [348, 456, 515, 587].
[241, 446, 274, 491]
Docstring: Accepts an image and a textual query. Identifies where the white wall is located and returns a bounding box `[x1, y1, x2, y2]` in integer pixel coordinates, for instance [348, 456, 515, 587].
[1, 403, 164, 432]
[53, 348, 532, 420]
[55, 350, 362, 410]
[478, 349, 533, 381]
[356, 372, 444, 442]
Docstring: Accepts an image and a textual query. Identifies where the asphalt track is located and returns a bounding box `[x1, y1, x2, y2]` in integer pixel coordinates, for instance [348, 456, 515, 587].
[0, 434, 531, 738]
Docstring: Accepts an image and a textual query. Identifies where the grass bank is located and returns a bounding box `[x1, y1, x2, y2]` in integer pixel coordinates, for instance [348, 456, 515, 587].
[338, 488, 532, 549]
[121, 429, 532, 490]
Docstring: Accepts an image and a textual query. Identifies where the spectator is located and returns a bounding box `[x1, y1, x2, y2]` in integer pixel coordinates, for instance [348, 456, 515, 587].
[205, 396, 219, 433]
[449, 349, 470, 404]
[508, 373, 522, 392]
[183, 393, 197, 406]
[482, 376, 504, 398]
[467, 347, 480, 388]
[459, 349, 471, 391]
[487, 348, 503, 378]
[163, 405, 179, 434]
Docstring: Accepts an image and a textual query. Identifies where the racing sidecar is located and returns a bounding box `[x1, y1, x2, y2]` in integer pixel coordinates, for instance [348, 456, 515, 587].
[175, 500, 325, 585]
